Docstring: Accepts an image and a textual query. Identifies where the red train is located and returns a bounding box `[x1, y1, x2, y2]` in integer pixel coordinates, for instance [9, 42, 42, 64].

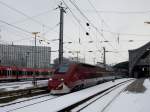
[0, 65, 53, 82]
[48, 63, 115, 94]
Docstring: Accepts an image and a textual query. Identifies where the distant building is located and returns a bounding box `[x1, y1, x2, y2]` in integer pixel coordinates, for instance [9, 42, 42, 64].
[0, 44, 51, 68]
[129, 41, 150, 78]
[113, 61, 129, 76]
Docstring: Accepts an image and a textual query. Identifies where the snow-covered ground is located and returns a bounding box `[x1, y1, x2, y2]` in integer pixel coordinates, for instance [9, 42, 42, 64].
[0, 94, 51, 107]
[0, 80, 48, 92]
[73, 80, 133, 112]
[0, 78, 132, 112]
[0, 94, 56, 112]
[103, 78, 150, 112]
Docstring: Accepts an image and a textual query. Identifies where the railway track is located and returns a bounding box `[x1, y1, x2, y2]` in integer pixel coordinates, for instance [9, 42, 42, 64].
[57, 79, 134, 112]
[0, 86, 49, 104]
[2, 95, 61, 112]
[71, 81, 131, 112]
[0, 93, 50, 107]
[0, 78, 134, 112]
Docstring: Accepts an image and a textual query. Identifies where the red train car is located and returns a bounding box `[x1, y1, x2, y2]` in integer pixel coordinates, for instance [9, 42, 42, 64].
[0, 66, 53, 82]
[48, 63, 114, 94]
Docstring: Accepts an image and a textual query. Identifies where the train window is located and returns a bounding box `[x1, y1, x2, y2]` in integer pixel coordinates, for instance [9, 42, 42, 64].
[55, 65, 69, 74]
[19, 71, 22, 75]
[3, 70, 7, 75]
[48, 71, 52, 75]
[35, 72, 39, 75]
[30, 72, 33, 75]
[27, 71, 31, 75]
[22, 71, 26, 75]
[41, 72, 47, 75]
[12, 71, 16, 75]
[38, 72, 41, 75]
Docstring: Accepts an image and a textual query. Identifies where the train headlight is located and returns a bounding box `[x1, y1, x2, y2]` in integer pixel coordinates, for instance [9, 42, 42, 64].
[61, 78, 64, 81]
[49, 78, 52, 81]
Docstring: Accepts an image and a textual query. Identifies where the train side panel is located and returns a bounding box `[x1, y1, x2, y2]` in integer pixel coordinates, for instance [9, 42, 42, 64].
[48, 63, 115, 94]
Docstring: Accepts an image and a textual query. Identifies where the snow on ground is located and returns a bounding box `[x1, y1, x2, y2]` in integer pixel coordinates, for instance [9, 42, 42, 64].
[0, 78, 132, 112]
[0, 94, 56, 112]
[103, 78, 150, 112]
[72, 80, 133, 112]
[0, 80, 48, 92]
[0, 94, 51, 107]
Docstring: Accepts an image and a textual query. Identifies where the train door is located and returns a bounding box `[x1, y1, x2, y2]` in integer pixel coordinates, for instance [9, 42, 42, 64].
[0, 68, 4, 79]
[0, 68, 2, 78]
[7, 68, 12, 79]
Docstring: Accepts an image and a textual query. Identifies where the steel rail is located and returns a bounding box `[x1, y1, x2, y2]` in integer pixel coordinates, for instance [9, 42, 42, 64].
[57, 79, 134, 112]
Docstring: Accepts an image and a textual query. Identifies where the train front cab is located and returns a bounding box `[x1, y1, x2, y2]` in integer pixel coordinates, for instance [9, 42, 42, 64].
[48, 64, 78, 94]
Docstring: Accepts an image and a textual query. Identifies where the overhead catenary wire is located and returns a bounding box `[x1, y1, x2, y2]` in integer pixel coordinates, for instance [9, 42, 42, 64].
[0, 1, 56, 31]
[82, 9, 150, 14]
[0, 0, 65, 44]
[0, 19, 59, 45]
[0, 19, 31, 34]
[61, 1, 104, 54]
[65, 0, 150, 39]
[102, 29, 150, 37]
[68, 0, 116, 48]
[0, 1, 61, 43]
[62, 0, 86, 32]
[68, 0, 129, 60]
[87, 0, 111, 30]
[62, 0, 102, 55]
[11, 9, 55, 25]
[61, 1, 106, 64]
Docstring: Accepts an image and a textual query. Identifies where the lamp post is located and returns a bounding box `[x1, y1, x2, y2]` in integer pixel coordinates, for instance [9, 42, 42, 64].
[32, 32, 40, 86]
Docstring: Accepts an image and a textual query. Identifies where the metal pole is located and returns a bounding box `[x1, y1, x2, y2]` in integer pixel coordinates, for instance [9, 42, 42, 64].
[93, 57, 96, 65]
[77, 51, 78, 62]
[103, 47, 106, 67]
[58, 5, 65, 65]
[32, 32, 39, 86]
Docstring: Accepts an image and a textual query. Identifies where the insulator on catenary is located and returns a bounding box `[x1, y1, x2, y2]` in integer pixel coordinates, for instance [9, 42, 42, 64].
[86, 32, 89, 36]
[86, 22, 90, 26]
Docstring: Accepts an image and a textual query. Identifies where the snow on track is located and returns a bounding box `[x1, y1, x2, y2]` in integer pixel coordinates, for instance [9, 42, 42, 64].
[2, 78, 133, 112]
[102, 78, 150, 112]
[73, 80, 133, 112]
[0, 94, 57, 112]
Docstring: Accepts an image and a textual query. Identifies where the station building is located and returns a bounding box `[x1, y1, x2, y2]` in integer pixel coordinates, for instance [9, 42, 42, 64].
[129, 42, 150, 78]
[0, 44, 51, 68]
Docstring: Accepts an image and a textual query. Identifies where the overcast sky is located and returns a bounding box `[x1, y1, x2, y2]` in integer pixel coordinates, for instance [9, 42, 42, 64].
[0, 0, 150, 65]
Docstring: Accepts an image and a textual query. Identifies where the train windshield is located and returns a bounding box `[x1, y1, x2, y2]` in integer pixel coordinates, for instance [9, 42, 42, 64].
[55, 65, 69, 74]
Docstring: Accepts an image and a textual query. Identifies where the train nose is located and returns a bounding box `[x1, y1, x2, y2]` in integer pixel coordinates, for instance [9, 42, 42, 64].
[50, 83, 70, 94]
[48, 80, 61, 90]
